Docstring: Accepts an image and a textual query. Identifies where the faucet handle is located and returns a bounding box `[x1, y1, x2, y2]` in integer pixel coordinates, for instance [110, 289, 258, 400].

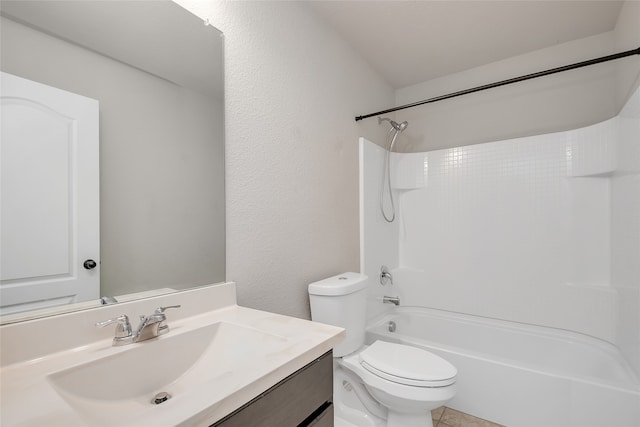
[153, 305, 181, 314]
[152, 305, 181, 336]
[96, 314, 131, 334]
[380, 265, 393, 286]
[95, 314, 134, 345]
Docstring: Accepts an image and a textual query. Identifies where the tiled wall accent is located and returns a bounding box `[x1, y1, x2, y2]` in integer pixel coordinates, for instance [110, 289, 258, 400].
[397, 124, 614, 342]
[567, 117, 618, 177]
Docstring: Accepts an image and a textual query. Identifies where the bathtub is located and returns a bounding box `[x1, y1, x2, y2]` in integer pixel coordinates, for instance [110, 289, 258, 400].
[366, 307, 640, 427]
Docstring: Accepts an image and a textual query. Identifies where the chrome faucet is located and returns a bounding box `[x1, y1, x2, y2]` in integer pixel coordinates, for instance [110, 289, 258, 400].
[382, 296, 400, 306]
[135, 305, 181, 342]
[96, 305, 181, 346]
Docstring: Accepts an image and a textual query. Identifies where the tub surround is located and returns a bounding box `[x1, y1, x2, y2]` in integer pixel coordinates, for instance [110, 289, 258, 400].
[0, 283, 345, 426]
[360, 86, 640, 374]
[358, 86, 640, 425]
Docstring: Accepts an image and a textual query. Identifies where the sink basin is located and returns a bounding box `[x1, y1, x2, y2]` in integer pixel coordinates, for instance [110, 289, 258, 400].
[47, 321, 288, 426]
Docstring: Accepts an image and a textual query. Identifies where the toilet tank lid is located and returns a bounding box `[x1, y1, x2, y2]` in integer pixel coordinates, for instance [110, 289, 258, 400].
[308, 272, 368, 296]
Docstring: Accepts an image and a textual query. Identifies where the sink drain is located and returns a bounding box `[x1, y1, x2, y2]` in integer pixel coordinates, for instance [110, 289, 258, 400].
[152, 392, 171, 405]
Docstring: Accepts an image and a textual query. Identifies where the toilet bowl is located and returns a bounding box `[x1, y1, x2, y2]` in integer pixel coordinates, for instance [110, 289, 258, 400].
[340, 341, 456, 427]
[308, 273, 457, 427]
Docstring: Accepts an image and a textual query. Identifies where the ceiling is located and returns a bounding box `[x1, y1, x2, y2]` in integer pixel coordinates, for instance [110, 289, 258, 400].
[308, 1, 624, 89]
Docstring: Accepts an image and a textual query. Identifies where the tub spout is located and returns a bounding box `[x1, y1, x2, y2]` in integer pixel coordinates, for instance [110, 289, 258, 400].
[383, 296, 400, 306]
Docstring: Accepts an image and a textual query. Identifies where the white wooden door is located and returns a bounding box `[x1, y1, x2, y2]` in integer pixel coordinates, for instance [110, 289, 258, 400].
[1, 72, 99, 315]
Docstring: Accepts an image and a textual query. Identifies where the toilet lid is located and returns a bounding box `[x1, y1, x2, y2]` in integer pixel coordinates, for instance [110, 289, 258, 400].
[359, 341, 457, 387]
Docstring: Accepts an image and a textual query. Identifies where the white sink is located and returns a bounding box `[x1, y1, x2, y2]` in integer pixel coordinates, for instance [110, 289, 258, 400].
[47, 321, 288, 426]
[1, 284, 345, 427]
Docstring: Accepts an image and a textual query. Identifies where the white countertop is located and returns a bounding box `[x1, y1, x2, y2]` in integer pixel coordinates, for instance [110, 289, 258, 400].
[0, 283, 344, 427]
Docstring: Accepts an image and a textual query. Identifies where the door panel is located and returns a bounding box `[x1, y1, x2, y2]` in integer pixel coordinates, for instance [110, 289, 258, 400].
[1, 72, 99, 314]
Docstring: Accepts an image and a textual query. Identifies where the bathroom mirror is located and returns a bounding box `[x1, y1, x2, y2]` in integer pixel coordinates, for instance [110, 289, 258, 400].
[0, 0, 224, 324]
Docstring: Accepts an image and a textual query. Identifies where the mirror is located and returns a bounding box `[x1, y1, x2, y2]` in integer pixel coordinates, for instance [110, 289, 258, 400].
[0, 1, 224, 323]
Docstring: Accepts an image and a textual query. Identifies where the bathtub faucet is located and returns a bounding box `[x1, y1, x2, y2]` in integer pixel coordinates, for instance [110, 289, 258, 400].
[380, 265, 393, 285]
[383, 296, 400, 306]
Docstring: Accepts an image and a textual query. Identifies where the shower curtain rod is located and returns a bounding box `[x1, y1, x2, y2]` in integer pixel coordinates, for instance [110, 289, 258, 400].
[355, 46, 640, 122]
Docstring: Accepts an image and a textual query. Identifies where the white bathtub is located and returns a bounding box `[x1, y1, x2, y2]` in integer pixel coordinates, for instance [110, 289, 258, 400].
[366, 307, 640, 427]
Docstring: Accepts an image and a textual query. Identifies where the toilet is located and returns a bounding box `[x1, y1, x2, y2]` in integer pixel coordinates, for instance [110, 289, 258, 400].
[308, 272, 457, 427]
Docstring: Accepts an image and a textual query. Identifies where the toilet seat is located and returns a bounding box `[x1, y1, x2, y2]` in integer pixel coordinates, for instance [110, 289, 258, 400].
[339, 343, 457, 413]
[359, 341, 457, 387]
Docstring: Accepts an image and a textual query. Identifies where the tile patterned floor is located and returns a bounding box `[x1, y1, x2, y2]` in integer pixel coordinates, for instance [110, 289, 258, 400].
[432, 406, 505, 427]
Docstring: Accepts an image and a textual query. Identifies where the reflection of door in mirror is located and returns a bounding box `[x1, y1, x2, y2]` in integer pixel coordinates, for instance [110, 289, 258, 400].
[1, 72, 99, 315]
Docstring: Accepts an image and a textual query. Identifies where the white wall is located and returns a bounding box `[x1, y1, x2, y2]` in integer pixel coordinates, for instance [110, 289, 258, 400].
[359, 139, 399, 321]
[393, 2, 640, 152]
[1, 17, 225, 297]
[174, 1, 394, 319]
[611, 83, 640, 377]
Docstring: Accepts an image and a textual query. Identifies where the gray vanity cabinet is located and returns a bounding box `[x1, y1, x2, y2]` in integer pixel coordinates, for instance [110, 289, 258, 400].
[211, 350, 334, 427]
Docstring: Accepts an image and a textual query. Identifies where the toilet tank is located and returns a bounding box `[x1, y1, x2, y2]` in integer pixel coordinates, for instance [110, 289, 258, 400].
[308, 272, 368, 357]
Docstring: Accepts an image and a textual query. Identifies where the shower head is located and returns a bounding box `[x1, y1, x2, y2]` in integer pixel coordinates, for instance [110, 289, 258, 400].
[378, 117, 408, 132]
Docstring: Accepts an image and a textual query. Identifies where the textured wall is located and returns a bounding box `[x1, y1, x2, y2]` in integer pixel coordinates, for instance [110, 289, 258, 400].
[175, 1, 394, 318]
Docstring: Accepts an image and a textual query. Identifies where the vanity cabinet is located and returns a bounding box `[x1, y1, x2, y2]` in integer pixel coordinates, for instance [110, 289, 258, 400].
[211, 350, 333, 427]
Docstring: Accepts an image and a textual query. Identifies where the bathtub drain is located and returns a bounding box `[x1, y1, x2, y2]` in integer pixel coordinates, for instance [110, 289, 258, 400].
[152, 392, 171, 405]
[388, 321, 396, 332]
